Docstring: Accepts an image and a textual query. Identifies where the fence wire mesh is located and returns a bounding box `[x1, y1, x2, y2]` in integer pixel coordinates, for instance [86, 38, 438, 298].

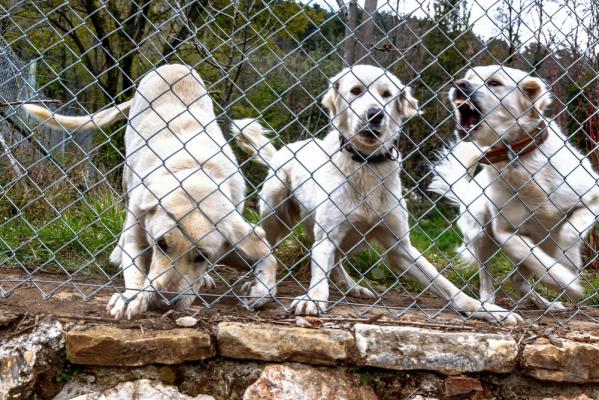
[0, 0, 597, 325]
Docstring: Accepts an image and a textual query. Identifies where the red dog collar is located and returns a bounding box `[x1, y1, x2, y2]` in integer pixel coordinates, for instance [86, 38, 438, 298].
[480, 121, 548, 165]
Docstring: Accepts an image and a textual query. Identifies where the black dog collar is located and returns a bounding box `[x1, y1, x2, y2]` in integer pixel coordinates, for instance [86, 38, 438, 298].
[339, 134, 399, 164]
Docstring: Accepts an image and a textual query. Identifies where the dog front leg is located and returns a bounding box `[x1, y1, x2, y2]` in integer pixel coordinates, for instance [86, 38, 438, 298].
[492, 225, 584, 300]
[384, 240, 522, 324]
[106, 215, 152, 319]
[472, 229, 499, 305]
[559, 199, 599, 271]
[291, 234, 340, 315]
[227, 219, 278, 309]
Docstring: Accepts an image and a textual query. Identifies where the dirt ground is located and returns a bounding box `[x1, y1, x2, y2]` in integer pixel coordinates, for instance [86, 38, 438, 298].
[1, 268, 599, 339]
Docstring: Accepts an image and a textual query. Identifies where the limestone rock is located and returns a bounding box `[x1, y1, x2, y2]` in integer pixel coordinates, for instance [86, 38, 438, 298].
[217, 322, 354, 365]
[66, 326, 214, 366]
[69, 379, 214, 400]
[0, 321, 65, 399]
[176, 316, 198, 328]
[354, 324, 517, 374]
[0, 311, 18, 327]
[523, 338, 599, 383]
[242, 364, 378, 400]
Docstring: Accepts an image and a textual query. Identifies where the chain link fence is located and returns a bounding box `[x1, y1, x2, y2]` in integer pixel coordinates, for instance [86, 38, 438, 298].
[0, 0, 597, 325]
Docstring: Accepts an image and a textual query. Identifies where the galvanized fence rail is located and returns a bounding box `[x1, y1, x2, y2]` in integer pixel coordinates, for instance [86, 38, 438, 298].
[0, 0, 597, 325]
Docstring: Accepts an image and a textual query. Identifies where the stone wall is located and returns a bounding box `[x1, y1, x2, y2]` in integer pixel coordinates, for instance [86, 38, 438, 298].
[1, 319, 598, 400]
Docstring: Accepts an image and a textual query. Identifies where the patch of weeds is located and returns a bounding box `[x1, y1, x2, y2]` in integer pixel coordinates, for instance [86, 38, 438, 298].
[0, 190, 124, 275]
[584, 275, 599, 305]
[55, 362, 80, 383]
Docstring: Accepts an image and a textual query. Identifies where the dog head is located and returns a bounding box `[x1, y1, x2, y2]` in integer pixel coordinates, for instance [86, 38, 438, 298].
[322, 64, 419, 156]
[449, 65, 552, 146]
[132, 173, 240, 304]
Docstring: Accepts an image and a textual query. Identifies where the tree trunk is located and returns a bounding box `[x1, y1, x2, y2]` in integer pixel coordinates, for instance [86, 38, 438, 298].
[357, 0, 378, 64]
[338, 0, 358, 66]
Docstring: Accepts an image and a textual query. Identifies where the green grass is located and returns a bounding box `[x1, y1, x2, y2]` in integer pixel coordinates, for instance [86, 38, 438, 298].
[0, 190, 124, 276]
[1, 190, 597, 304]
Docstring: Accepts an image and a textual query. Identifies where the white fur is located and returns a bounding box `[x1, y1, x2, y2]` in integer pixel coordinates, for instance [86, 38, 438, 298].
[24, 100, 132, 131]
[237, 64, 522, 324]
[431, 65, 599, 309]
[28, 64, 278, 319]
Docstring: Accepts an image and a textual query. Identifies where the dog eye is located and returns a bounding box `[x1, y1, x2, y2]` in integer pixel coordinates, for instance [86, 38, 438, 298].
[350, 86, 363, 96]
[381, 90, 392, 98]
[488, 80, 502, 87]
[157, 238, 168, 253]
[193, 253, 207, 263]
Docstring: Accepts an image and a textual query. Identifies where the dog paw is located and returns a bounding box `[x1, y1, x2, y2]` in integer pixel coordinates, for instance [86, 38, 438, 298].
[474, 303, 523, 325]
[197, 274, 216, 290]
[106, 290, 150, 320]
[240, 281, 274, 309]
[546, 301, 567, 311]
[290, 295, 327, 316]
[345, 284, 376, 300]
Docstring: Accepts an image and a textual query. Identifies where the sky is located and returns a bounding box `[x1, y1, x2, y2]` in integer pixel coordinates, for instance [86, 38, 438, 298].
[303, 0, 596, 55]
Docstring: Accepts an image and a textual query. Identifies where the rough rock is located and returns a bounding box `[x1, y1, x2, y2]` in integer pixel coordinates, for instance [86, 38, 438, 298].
[354, 324, 517, 374]
[176, 316, 198, 328]
[69, 379, 214, 400]
[66, 326, 214, 366]
[217, 322, 354, 365]
[0, 311, 18, 327]
[444, 376, 483, 397]
[522, 338, 599, 383]
[242, 364, 378, 400]
[0, 320, 65, 399]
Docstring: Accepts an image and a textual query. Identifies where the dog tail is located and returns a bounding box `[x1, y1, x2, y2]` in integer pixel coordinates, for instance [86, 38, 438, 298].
[232, 118, 276, 167]
[23, 99, 133, 131]
[428, 141, 483, 207]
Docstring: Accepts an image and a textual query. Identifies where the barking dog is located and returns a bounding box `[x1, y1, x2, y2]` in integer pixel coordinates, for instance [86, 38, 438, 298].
[235, 64, 521, 324]
[25, 64, 277, 319]
[430, 65, 599, 309]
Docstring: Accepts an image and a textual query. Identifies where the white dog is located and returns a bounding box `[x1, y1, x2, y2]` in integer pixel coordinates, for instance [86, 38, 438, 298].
[25, 64, 277, 319]
[234, 64, 521, 324]
[430, 65, 599, 309]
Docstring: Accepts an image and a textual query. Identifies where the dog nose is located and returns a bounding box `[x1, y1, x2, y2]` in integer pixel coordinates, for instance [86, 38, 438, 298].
[455, 79, 471, 93]
[366, 107, 384, 125]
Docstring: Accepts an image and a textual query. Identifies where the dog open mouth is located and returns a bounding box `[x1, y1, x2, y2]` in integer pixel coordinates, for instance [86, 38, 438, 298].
[454, 98, 481, 132]
[357, 129, 380, 145]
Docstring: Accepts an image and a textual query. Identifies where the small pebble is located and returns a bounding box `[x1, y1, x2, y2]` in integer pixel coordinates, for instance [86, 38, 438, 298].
[175, 316, 198, 327]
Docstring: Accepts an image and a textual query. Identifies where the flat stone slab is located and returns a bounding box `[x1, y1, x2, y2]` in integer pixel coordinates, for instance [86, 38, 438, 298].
[217, 322, 354, 366]
[354, 324, 517, 374]
[522, 338, 599, 383]
[66, 326, 215, 366]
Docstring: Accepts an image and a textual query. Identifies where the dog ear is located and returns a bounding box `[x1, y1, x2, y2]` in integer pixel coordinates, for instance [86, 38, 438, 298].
[519, 77, 552, 117]
[396, 86, 420, 119]
[219, 214, 270, 263]
[322, 81, 339, 119]
[127, 184, 162, 217]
